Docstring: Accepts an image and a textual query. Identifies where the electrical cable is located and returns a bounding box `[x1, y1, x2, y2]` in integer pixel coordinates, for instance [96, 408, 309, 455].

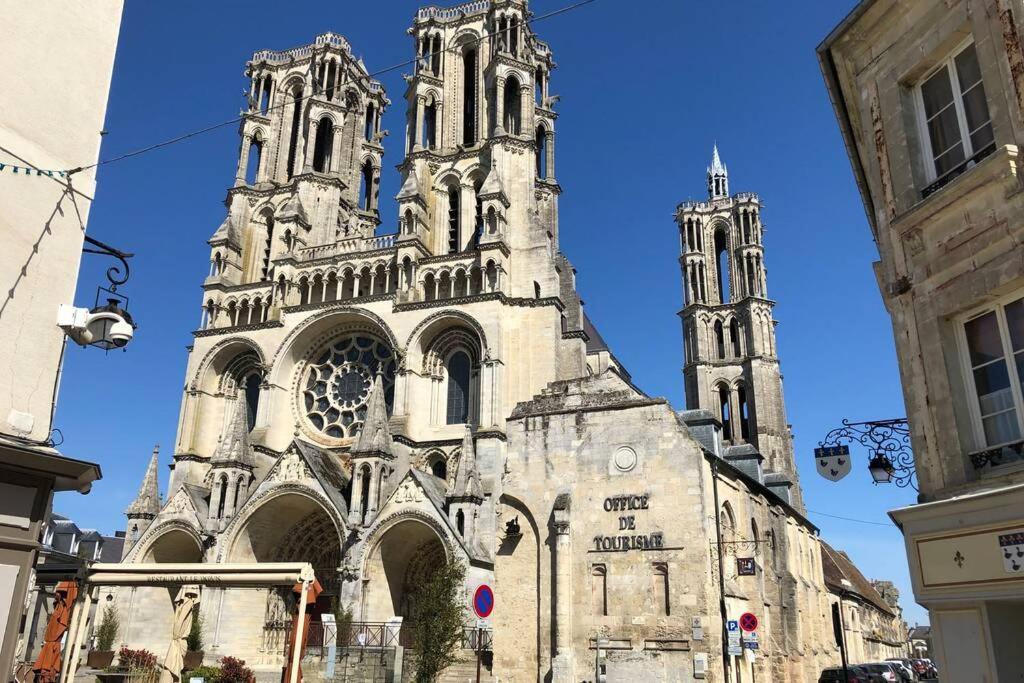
[806, 509, 895, 527]
[67, 0, 600, 175]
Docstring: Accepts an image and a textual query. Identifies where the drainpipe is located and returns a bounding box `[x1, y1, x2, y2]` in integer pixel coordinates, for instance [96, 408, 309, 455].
[711, 458, 731, 682]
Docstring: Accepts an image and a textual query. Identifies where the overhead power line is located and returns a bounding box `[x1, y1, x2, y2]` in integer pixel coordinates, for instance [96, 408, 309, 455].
[68, 0, 599, 175]
[806, 509, 895, 527]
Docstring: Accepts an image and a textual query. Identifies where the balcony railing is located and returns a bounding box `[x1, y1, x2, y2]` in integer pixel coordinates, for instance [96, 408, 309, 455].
[921, 142, 997, 199]
[296, 234, 397, 262]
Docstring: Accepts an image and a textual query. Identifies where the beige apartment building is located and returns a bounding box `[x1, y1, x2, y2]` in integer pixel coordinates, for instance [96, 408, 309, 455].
[820, 0, 1024, 680]
[0, 2, 123, 678]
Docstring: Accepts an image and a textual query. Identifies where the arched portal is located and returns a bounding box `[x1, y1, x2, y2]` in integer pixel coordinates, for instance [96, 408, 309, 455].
[224, 491, 343, 661]
[361, 519, 447, 622]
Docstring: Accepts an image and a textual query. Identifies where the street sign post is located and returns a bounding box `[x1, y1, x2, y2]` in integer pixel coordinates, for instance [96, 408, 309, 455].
[815, 445, 852, 482]
[473, 584, 494, 618]
[726, 620, 738, 632]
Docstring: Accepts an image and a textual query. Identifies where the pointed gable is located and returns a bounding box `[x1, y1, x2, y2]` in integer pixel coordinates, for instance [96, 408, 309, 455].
[277, 193, 311, 229]
[451, 426, 483, 501]
[126, 446, 161, 518]
[396, 168, 423, 202]
[209, 213, 242, 248]
[352, 373, 393, 457]
[478, 161, 509, 206]
[212, 399, 254, 468]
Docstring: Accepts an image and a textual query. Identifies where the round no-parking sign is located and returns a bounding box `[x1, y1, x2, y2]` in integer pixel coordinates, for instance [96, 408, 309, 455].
[473, 584, 494, 618]
[739, 612, 758, 632]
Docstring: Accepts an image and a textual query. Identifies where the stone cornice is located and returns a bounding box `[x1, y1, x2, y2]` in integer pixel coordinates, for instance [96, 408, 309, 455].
[282, 293, 396, 315]
[561, 329, 589, 342]
[203, 280, 274, 295]
[194, 320, 284, 338]
[394, 292, 564, 313]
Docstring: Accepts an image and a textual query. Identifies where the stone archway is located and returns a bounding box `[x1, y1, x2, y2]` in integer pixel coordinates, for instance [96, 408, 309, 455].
[121, 527, 205, 655]
[361, 519, 447, 622]
[222, 492, 343, 664]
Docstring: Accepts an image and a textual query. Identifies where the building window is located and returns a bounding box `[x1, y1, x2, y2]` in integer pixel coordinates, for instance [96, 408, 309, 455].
[447, 186, 461, 253]
[446, 351, 472, 424]
[652, 563, 670, 616]
[962, 296, 1024, 447]
[591, 565, 607, 616]
[917, 41, 995, 194]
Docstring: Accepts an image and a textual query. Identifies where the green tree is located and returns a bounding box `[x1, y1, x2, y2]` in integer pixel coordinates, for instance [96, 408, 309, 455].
[407, 561, 466, 683]
[186, 613, 204, 652]
[95, 605, 119, 652]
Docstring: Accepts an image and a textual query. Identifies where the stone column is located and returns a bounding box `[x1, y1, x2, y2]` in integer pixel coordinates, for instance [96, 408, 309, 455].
[235, 134, 252, 186]
[547, 130, 556, 178]
[520, 83, 532, 135]
[494, 77, 506, 136]
[330, 123, 344, 174]
[414, 96, 426, 151]
[366, 462, 380, 518]
[303, 118, 319, 173]
[348, 464, 365, 526]
[551, 495, 574, 683]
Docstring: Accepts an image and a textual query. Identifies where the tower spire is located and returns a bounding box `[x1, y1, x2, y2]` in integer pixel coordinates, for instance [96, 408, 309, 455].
[212, 398, 254, 467]
[352, 371, 392, 456]
[707, 143, 729, 199]
[126, 445, 161, 517]
[452, 425, 483, 500]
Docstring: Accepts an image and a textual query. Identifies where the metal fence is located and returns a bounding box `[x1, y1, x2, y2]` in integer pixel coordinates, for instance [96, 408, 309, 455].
[300, 621, 492, 658]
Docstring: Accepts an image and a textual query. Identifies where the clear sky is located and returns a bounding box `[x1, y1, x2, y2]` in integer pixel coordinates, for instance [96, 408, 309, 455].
[52, 1, 926, 623]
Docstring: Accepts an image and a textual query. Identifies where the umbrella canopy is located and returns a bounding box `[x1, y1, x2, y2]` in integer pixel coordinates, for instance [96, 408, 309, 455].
[33, 581, 79, 683]
[159, 586, 199, 683]
[281, 580, 322, 683]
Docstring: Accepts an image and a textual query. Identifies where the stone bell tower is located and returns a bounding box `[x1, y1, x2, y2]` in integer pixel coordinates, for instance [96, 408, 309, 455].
[677, 145, 803, 509]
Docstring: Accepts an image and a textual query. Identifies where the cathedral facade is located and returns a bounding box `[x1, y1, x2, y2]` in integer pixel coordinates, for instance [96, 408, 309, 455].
[116, 2, 846, 681]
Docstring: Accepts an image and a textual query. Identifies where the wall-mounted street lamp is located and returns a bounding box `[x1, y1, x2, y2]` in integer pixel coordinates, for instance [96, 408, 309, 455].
[816, 418, 917, 491]
[57, 235, 137, 351]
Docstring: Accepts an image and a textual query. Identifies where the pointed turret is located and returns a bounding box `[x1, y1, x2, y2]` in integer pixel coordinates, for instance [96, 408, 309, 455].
[707, 143, 729, 199]
[126, 445, 161, 517]
[209, 213, 242, 248]
[479, 160, 507, 200]
[396, 168, 423, 201]
[451, 426, 484, 501]
[352, 372, 393, 457]
[212, 399, 254, 467]
[277, 193, 311, 229]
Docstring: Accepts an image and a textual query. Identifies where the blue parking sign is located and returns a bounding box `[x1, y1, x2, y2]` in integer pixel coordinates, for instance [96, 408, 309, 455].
[727, 620, 738, 632]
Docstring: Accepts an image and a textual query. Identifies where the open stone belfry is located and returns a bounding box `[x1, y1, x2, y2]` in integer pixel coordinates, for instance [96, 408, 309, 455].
[112, 2, 899, 681]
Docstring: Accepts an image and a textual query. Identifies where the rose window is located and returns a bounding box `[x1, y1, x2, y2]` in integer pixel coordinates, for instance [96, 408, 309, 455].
[302, 335, 396, 439]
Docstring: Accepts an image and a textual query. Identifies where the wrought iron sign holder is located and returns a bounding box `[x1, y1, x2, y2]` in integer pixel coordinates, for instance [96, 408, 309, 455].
[817, 418, 917, 491]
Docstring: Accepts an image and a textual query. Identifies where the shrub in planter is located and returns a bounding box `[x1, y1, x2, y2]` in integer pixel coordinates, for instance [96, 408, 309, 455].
[117, 647, 158, 672]
[218, 657, 254, 683]
[184, 615, 204, 669]
[88, 606, 119, 668]
[182, 665, 221, 682]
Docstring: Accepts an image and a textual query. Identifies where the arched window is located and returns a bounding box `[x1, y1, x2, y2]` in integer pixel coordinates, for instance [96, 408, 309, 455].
[720, 503, 736, 542]
[730, 318, 741, 357]
[456, 509, 465, 536]
[233, 477, 243, 512]
[591, 565, 607, 616]
[325, 60, 337, 101]
[535, 69, 545, 104]
[503, 76, 521, 135]
[714, 228, 729, 303]
[652, 563, 670, 616]
[462, 48, 478, 145]
[425, 99, 438, 149]
[446, 351, 472, 424]
[473, 180, 483, 245]
[359, 465, 370, 524]
[751, 518, 759, 547]
[486, 207, 498, 235]
[260, 212, 275, 281]
[718, 384, 732, 441]
[242, 372, 261, 431]
[361, 160, 374, 211]
[534, 281, 541, 299]
[130, 524, 139, 543]
[714, 320, 725, 360]
[404, 209, 414, 236]
[213, 253, 223, 276]
[246, 137, 262, 185]
[535, 125, 548, 178]
[431, 456, 447, 480]
[510, 15, 520, 55]
[447, 185, 460, 253]
[431, 34, 442, 74]
[217, 474, 228, 518]
[364, 103, 376, 141]
[286, 86, 302, 178]
[312, 117, 334, 173]
[737, 384, 750, 441]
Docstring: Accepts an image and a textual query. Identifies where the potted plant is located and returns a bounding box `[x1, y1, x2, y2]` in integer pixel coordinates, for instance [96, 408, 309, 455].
[217, 656, 254, 683]
[183, 614, 204, 670]
[87, 605, 119, 669]
[117, 647, 159, 683]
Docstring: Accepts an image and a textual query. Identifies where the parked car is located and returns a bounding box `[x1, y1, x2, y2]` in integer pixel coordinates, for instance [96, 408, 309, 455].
[884, 658, 918, 681]
[860, 662, 901, 682]
[819, 666, 873, 683]
[910, 658, 937, 679]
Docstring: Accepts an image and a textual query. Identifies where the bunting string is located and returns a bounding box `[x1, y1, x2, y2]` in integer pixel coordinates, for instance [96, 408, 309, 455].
[0, 163, 68, 178]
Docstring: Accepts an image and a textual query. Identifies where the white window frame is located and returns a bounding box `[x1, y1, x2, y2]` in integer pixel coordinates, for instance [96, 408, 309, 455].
[956, 290, 1024, 451]
[914, 38, 992, 184]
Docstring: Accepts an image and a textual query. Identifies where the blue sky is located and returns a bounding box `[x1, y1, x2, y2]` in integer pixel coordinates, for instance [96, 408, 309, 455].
[54, 1, 926, 623]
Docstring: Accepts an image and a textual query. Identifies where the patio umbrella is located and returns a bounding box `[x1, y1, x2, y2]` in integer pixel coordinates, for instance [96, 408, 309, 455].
[282, 579, 322, 683]
[159, 586, 199, 683]
[33, 580, 79, 683]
